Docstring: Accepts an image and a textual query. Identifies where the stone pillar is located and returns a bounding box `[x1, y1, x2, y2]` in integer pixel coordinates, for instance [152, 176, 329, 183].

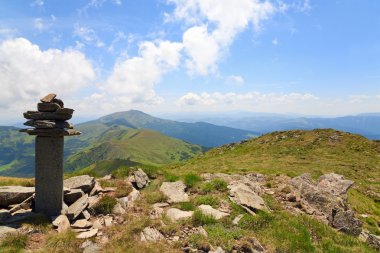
[35, 136, 64, 216]
[20, 93, 80, 217]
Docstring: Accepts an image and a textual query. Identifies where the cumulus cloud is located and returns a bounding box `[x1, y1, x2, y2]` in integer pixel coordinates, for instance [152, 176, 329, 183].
[0, 38, 95, 113]
[226, 75, 245, 86]
[101, 40, 183, 105]
[178, 91, 318, 107]
[167, 0, 277, 75]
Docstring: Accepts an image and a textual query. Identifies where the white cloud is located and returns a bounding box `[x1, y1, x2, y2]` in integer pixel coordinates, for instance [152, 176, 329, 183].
[101, 40, 183, 105]
[167, 0, 278, 75]
[108, 31, 127, 52]
[31, 0, 44, 7]
[178, 91, 318, 107]
[226, 75, 245, 86]
[0, 27, 18, 39]
[0, 38, 95, 116]
[349, 95, 370, 104]
[73, 24, 105, 48]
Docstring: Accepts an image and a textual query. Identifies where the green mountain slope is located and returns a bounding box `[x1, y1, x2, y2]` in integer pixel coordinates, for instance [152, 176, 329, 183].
[94, 110, 256, 147]
[167, 129, 380, 233]
[65, 125, 202, 174]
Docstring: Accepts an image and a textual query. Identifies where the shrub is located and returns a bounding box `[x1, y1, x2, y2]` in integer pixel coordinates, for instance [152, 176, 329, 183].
[184, 173, 202, 188]
[192, 210, 217, 226]
[93, 195, 118, 215]
[200, 179, 228, 193]
[114, 180, 133, 198]
[195, 196, 220, 208]
[164, 172, 179, 182]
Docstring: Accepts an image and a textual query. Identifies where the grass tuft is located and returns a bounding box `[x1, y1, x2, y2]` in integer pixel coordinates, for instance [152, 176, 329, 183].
[93, 195, 118, 214]
[183, 173, 202, 188]
[192, 210, 217, 226]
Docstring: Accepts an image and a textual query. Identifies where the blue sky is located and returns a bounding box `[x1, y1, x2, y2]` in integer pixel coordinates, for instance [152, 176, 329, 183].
[0, 0, 379, 124]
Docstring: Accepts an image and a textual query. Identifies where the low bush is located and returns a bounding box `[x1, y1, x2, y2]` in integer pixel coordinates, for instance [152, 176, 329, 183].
[192, 210, 217, 226]
[93, 195, 118, 214]
[200, 179, 228, 193]
[0, 233, 28, 253]
[184, 173, 201, 188]
[164, 172, 179, 182]
[195, 196, 220, 208]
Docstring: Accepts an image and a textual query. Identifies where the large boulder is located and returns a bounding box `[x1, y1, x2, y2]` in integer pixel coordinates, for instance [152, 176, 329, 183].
[64, 175, 95, 194]
[317, 173, 354, 198]
[228, 182, 266, 214]
[332, 210, 362, 236]
[0, 186, 35, 207]
[160, 181, 189, 203]
[132, 169, 150, 189]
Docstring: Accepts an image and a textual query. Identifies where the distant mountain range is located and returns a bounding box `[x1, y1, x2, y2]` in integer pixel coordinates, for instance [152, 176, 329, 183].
[168, 113, 380, 140]
[0, 110, 255, 177]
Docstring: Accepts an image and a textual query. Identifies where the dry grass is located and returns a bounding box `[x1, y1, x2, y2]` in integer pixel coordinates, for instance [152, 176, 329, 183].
[0, 176, 34, 187]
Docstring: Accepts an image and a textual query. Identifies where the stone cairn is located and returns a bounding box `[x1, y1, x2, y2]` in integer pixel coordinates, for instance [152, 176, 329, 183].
[20, 94, 80, 216]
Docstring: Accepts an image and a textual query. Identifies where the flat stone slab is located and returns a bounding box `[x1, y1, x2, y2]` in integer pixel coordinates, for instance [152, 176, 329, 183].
[160, 181, 189, 203]
[0, 209, 11, 222]
[40, 94, 56, 103]
[37, 102, 61, 112]
[52, 215, 70, 233]
[198, 205, 230, 220]
[64, 188, 84, 205]
[140, 227, 165, 242]
[23, 110, 73, 121]
[24, 120, 73, 129]
[64, 175, 95, 194]
[76, 228, 98, 239]
[0, 186, 35, 207]
[67, 194, 89, 221]
[166, 208, 193, 222]
[228, 182, 267, 214]
[72, 219, 92, 229]
[20, 128, 80, 137]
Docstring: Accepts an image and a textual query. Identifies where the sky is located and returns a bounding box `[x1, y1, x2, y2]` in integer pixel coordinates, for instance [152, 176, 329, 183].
[0, 0, 379, 124]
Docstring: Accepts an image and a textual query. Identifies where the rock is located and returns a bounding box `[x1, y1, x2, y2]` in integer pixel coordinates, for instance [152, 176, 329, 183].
[210, 247, 225, 253]
[0, 186, 35, 207]
[228, 182, 266, 213]
[127, 187, 140, 205]
[232, 214, 244, 225]
[198, 205, 230, 220]
[88, 195, 100, 209]
[81, 240, 100, 253]
[24, 120, 72, 129]
[67, 194, 89, 221]
[160, 181, 189, 203]
[52, 98, 64, 108]
[153, 202, 170, 208]
[117, 197, 129, 209]
[71, 219, 92, 229]
[149, 205, 165, 219]
[102, 174, 113, 180]
[140, 227, 165, 242]
[317, 173, 354, 198]
[40, 93, 57, 103]
[366, 234, 380, 251]
[194, 226, 208, 237]
[332, 210, 362, 236]
[52, 215, 70, 233]
[0, 226, 17, 239]
[23, 111, 73, 121]
[64, 188, 84, 205]
[64, 175, 95, 194]
[233, 237, 265, 253]
[166, 208, 193, 222]
[104, 217, 113, 227]
[133, 168, 150, 189]
[92, 219, 103, 229]
[90, 182, 103, 196]
[37, 102, 61, 112]
[9, 195, 33, 213]
[76, 228, 98, 239]
[0, 209, 11, 222]
[3, 210, 36, 224]
[112, 203, 126, 215]
[79, 210, 91, 220]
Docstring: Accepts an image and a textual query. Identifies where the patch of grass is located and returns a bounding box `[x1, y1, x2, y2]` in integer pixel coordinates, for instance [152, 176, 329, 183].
[0, 233, 27, 253]
[195, 195, 220, 208]
[21, 213, 52, 233]
[164, 172, 179, 182]
[42, 230, 82, 253]
[145, 191, 168, 204]
[114, 180, 133, 198]
[93, 195, 118, 214]
[200, 179, 228, 193]
[0, 177, 34, 187]
[192, 210, 217, 226]
[205, 224, 246, 251]
[238, 211, 273, 231]
[174, 202, 195, 211]
[183, 173, 201, 188]
[188, 234, 211, 252]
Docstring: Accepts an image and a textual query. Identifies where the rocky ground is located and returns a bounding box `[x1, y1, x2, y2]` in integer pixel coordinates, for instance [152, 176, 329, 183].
[0, 168, 379, 252]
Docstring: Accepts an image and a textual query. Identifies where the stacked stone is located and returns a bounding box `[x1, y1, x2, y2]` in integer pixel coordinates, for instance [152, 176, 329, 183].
[20, 93, 80, 136]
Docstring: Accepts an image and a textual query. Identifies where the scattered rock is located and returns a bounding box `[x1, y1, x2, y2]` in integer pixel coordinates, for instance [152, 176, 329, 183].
[104, 216, 113, 227]
[198, 205, 230, 220]
[317, 173, 354, 198]
[92, 219, 103, 229]
[132, 168, 150, 189]
[76, 228, 98, 239]
[64, 188, 84, 205]
[166, 208, 193, 222]
[67, 194, 89, 221]
[160, 181, 189, 203]
[140, 227, 165, 242]
[112, 203, 126, 215]
[127, 187, 140, 204]
[71, 219, 92, 229]
[0, 186, 35, 207]
[210, 247, 225, 253]
[79, 210, 91, 220]
[81, 240, 100, 253]
[232, 214, 244, 225]
[228, 182, 266, 214]
[52, 215, 70, 233]
[0, 226, 17, 239]
[233, 237, 265, 253]
[332, 210, 363, 236]
[366, 234, 380, 251]
[64, 175, 95, 194]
